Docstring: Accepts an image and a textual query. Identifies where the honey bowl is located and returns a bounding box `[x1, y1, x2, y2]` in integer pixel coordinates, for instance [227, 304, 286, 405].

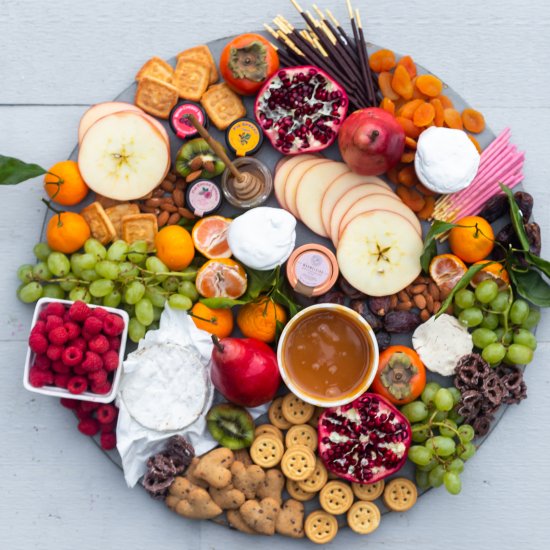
[277, 304, 379, 407]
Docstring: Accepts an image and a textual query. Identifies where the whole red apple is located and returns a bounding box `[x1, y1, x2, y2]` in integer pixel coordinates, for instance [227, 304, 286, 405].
[210, 336, 281, 407]
[338, 107, 405, 176]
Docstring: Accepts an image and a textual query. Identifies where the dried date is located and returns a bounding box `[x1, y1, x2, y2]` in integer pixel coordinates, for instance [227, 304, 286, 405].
[337, 276, 365, 299]
[479, 194, 508, 222]
[525, 222, 541, 256]
[375, 330, 391, 351]
[349, 299, 383, 332]
[514, 191, 534, 222]
[368, 296, 392, 317]
[383, 310, 421, 333]
[316, 290, 345, 305]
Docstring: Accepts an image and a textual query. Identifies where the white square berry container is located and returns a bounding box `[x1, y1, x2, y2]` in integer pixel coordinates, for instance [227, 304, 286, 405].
[23, 298, 129, 403]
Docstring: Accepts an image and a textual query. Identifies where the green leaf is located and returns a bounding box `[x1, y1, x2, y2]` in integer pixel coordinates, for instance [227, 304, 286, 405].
[272, 288, 301, 318]
[500, 184, 530, 251]
[0, 155, 47, 185]
[420, 220, 457, 273]
[436, 262, 489, 318]
[200, 297, 247, 309]
[525, 252, 550, 278]
[241, 267, 278, 301]
[510, 268, 550, 307]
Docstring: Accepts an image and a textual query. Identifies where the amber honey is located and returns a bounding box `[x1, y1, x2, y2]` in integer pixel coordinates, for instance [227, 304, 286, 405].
[280, 305, 377, 404]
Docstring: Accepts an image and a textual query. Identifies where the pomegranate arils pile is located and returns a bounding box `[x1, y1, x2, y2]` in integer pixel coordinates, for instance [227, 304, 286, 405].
[318, 393, 411, 484]
[254, 66, 348, 154]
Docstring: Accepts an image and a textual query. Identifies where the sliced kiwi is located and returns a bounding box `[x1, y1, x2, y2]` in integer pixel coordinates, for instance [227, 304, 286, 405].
[206, 404, 255, 450]
[175, 138, 226, 178]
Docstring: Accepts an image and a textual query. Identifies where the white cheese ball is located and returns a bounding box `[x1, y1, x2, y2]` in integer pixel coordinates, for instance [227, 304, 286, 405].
[415, 127, 480, 194]
[412, 314, 473, 376]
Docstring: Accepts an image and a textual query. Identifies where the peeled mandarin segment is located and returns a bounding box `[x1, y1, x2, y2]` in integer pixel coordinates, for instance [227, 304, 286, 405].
[415, 74, 443, 97]
[378, 72, 400, 101]
[430, 98, 445, 127]
[397, 99, 425, 119]
[397, 165, 420, 188]
[468, 134, 483, 153]
[396, 186, 426, 212]
[438, 94, 454, 109]
[413, 102, 435, 127]
[369, 49, 396, 72]
[443, 108, 464, 130]
[380, 97, 396, 115]
[461, 108, 486, 133]
[391, 65, 414, 99]
[397, 55, 417, 79]
[417, 195, 436, 220]
[396, 116, 421, 139]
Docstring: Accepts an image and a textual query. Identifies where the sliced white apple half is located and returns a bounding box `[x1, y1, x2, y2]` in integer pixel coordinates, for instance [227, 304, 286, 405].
[338, 194, 422, 245]
[284, 158, 331, 219]
[337, 210, 423, 297]
[329, 184, 399, 245]
[321, 173, 390, 236]
[79, 102, 169, 146]
[295, 161, 349, 237]
[78, 111, 170, 201]
[274, 154, 318, 210]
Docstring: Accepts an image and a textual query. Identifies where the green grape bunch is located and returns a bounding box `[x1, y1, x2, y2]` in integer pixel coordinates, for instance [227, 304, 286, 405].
[401, 382, 477, 495]
[16, 238, 203, 343]
[453, 280, 540, 368]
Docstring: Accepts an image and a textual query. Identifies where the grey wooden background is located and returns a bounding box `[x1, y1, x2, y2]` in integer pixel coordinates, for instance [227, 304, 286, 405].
[1, 0, 549, 548]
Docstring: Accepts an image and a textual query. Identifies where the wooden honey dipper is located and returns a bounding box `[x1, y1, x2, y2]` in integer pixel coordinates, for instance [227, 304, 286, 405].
[187, 114, 263, 200]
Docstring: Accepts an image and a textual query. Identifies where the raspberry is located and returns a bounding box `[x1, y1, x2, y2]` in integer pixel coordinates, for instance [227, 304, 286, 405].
[88, 334, 109, 354]
[39, 309, 49, 321]
[52, 360, 70, 374]
[29, 367, 54, 387]
[88, 369, 108, 386]
[100, 432, 117, 450]
[71, 337, 87, 352]
[69, 301, 91, 322]
[45, 315, 64, 333]
[75, 407, 92, 420]
[31, 320, 46, 335]
[54, 373, 70, 388]
[96, 404, 117, 424]
[78, 418, 100, 436]
[44, 302, 67, 318]
[102, 350, 119, 373]
[64, 321, 80, 340]
[63, 312, 71, 323]
[82, 351, 103, 372]
[91, 307, 109, 319]
[49, 326, 69, 346]
[61, 346, 83, 367]
[33, 354, 51, 371]
[103, 314, 125, 337]
[100, 420, 117, 433]
[67, 376, 88, 394]
[60, 397, 79, 409]
[83, 316, 103, 335]
[73, 364, 86, 375]
[108, 337, 121, 352]
[29, 332, 48, 354]
[79, 401, 99, 413]
[46, 344, 63, 361]
[81, 329, 96, 341]
[91, 381, 111, 395]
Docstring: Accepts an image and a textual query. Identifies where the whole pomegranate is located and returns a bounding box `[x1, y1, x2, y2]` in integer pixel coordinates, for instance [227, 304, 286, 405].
[318, 392, 411, 484]
[338, 107, 405, 176]
[254, 66, 348, 155]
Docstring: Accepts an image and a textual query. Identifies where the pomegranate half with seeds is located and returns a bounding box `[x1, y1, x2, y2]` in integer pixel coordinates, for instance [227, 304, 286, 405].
[318, 392, 412, 484]
[254, 66, 348, 155]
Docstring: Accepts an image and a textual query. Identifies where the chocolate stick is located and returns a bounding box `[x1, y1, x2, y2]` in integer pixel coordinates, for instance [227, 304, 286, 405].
[355, 9, 377, 105]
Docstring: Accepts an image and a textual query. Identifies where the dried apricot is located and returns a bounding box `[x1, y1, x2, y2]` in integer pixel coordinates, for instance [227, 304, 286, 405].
[417, 196, 435, 220]
[438, 95, 454, 109]
[401, 151, 416, 163]
[378, 72, 400, 101]
[443, 108, 464, 130]
[397, 186, 426, 213]
[404, 137, 417, 150]
[415, 75, 443, 98]
[462, 108, 485, 134]
[396, 116, 421, 139]
[415, 182, 436, 197]
[369, 49, 396, 72]
[397, 99, 425, 119]
[397, 165, 420, 188]
[397, 55, 416, 79]
[430, 98, 445, 127]
[411, 78, 429, 100]
[380, 97, 396, 116]
[468, 134, 482, 153]
[413, 102, 435, 127]
[386, 165, 400, 185]
[391, 65, 414, 99]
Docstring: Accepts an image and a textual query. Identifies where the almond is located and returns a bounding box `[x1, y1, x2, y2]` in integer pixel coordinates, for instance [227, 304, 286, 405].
[145, 198, 162, 207]
[178, 207, 196, 219]
[398, 290, 410, 302]
[390, 294, 398, 309]
[426, 293, 434, 313]
[161, 203, 178, 213]
[173, 188, 184, 207]
[396, 301, 413, 311]
[413, 294, 427, 309]
[161, 179, 175, 192]
[139, 205, 158, 215]
[189, 157, 203, 171]
[410, 284, 427, 295]
[428, 282, 440, 301]
[166, 172, 177, 182]
[203, 160, 215, 173]
[153, 188, 165, 197]
[168, 212, 181, 225]
[157, 210, 170, 227]
[420, 309, 430, 321]
[186, 170, 202, 183]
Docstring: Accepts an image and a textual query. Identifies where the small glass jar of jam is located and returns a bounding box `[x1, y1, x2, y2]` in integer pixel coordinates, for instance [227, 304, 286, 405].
[221, 157, 273, 209]
[286, 244, 339, 297]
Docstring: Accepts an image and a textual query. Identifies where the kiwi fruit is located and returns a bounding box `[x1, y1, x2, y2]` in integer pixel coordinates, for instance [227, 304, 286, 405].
[206, 404, 255, 450]
[175, 138, 226, 179]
